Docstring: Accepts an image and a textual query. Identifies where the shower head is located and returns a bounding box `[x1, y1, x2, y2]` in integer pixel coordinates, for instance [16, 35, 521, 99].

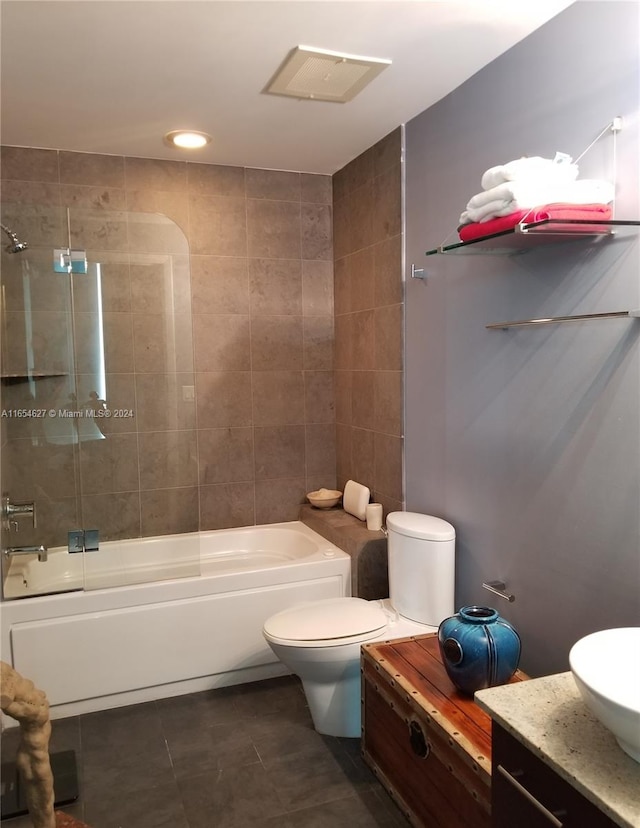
[0, 223, 28, 253]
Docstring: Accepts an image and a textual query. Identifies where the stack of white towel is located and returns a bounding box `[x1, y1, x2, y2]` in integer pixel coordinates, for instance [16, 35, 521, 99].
[459, 152, 614, 225]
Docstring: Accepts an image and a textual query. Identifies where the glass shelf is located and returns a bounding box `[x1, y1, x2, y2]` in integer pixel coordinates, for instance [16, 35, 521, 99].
[425, 219, 640, 256]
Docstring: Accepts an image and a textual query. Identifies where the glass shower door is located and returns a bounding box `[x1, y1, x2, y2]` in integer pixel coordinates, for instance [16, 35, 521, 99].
[1, 203, 200, 598]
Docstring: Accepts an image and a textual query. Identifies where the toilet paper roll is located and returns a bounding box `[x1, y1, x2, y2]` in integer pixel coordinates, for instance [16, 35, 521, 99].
[366, 503, 383, 531]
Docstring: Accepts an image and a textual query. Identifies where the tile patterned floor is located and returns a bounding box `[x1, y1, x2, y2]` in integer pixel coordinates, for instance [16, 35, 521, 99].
[1, 676, 410, 828]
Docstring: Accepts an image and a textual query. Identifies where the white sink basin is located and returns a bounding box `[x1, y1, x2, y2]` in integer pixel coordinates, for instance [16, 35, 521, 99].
[569, 627, 640, 763]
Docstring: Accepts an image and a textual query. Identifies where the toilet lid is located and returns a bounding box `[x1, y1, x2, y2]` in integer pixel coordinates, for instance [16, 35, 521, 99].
[263, 597, 387, 642]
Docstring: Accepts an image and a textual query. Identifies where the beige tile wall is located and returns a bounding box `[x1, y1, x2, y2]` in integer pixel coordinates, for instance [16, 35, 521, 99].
[0, 146, 335, 543]
[332, 128, 404, 516]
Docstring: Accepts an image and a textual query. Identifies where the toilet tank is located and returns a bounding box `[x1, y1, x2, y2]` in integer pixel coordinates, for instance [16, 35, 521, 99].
[387, 512, 455, 626]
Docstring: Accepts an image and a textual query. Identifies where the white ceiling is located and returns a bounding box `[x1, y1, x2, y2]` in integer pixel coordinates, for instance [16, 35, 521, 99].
[0, 0, 574, 175]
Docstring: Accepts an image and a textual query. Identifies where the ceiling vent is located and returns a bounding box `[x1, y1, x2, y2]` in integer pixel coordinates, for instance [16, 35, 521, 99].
[265, 45, 391, 104]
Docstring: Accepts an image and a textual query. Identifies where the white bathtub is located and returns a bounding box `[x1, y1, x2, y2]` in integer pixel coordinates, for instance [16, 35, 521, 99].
[0, 521, 351, 719]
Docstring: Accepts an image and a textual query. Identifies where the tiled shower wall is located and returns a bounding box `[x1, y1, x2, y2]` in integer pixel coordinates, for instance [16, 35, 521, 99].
[332, 128, 404, 515]
[0, 146, 335, 543]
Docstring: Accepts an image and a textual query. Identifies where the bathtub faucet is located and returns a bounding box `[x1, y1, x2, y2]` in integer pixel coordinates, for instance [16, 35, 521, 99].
[4, 545, 48, 563]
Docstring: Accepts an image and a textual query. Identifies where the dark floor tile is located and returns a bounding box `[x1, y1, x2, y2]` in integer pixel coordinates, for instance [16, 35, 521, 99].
[166, 719, 260, 779]
[157, 686, 241, 736]
[231, 675, 306, 720]
[282, 790, 410, 827]
[264, 740, 375, 811]
[250, 716, 326, 763]
[84, 779, 189, 828]
[80, 700, 163, 752]
[179, 764, 287, 828]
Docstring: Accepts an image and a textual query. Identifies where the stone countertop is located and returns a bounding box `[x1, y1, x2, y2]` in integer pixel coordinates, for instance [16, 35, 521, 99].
[475, 672, 640, 828]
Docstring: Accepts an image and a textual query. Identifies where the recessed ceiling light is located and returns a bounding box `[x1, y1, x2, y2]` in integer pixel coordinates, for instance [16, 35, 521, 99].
[164, 130, 212, 149]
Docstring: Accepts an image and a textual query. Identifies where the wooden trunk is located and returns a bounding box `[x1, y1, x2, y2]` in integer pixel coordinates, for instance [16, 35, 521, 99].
[361, 632, 527, 828]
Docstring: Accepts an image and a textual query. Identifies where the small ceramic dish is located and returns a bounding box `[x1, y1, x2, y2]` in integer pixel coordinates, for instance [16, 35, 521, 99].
[307, 488, 342, 509]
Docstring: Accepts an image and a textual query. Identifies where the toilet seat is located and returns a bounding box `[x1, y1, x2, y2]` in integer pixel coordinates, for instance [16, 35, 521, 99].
[263, 597, 388, 648]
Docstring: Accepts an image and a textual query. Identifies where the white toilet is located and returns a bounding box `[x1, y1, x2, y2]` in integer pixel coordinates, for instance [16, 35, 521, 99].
[262, 511, 455, 737]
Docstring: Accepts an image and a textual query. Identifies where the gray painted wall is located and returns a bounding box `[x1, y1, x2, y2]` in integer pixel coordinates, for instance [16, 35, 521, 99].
[404, 1, 639, 677]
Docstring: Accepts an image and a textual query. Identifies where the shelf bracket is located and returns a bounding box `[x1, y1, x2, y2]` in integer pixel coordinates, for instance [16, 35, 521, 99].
[411, 263, 426, 280]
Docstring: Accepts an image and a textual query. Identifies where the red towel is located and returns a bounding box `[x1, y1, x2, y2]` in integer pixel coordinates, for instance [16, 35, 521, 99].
[458, 203, 613, 242]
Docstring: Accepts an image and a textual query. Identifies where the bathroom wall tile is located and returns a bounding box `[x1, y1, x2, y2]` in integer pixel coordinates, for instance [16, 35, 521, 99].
[301, 173, 332, 204]
[81, 491, 141, 541]
[187, 163, 245, 197]
[351, 370, 376, 431]
[372, 491, 404, 518]
[351, 427, 375, 493]
[246, 169, 300, 201]
[72, 256, 131, 313]
[302, 260, 333, 317]
[251, 316, 303, 371]
[140, 487, 199, 537]
[79, 432, 140, 494]
[303, 316, 333, 370]
[1, 146, 59, 182]
[374, 432, 403, 501]
[101, 311, 136, 373]
[59, 184, 127, 212]
[375, 370, 403, 436]
[373, 166, 402, 241]
[75, 372, 136, 435]
[373, 127, 402, 177]
[249, 259, 302, 316]
[0, 179, 61, 207]
[200, 482, 255, 530]
[255, 478, 306, 524]
[126, 189, 190, 236]
[127, 211, 189, 256]
[252, 371, 304, 426]
[349, 182, 374, 253]
[351, 309, 376, 371]
[5, 439, 78, 500]
[333, 256, 350, 317]
[332, 167, 349, 203]
[136, 373, 196, 432]
[304, 371, 334, 424]
[305, 423, 336, 476]
[197, 427, 254, 484]
[333, 313, 353, 370]
[346, 146, 375, 193]
[3, 494, 80, 550]
[335, 423, 352, 482]
[374, 235, 403, 307]
[59, 151, 125, 188]
[189, 194, 247, 256]
[138, 430, 198, 490]
[192, 314, 251, 371]
[68, 207, 129, 252]
[196, 371, 253, 428]
[191, 256, 249, 315]
[305, 472, 337, 495]
[350, 247, 375, 312]
[301, 203, 332, 261]
[334, 370, 352, 425]
[1, 202, 65, 246]
[254, 425, 305, 480]
[130, 255, 191, 315]
[124, 157, 187, 193]
[374, 304, 403, 371]
[133, 312, 194, 373]
[247, 199, 301, 259]
[332, 195, 350, 261]
[3, 310, 72, 376]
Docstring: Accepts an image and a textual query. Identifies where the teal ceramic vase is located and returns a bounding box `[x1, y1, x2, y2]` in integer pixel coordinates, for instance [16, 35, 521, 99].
[437, 606, 521, 696]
